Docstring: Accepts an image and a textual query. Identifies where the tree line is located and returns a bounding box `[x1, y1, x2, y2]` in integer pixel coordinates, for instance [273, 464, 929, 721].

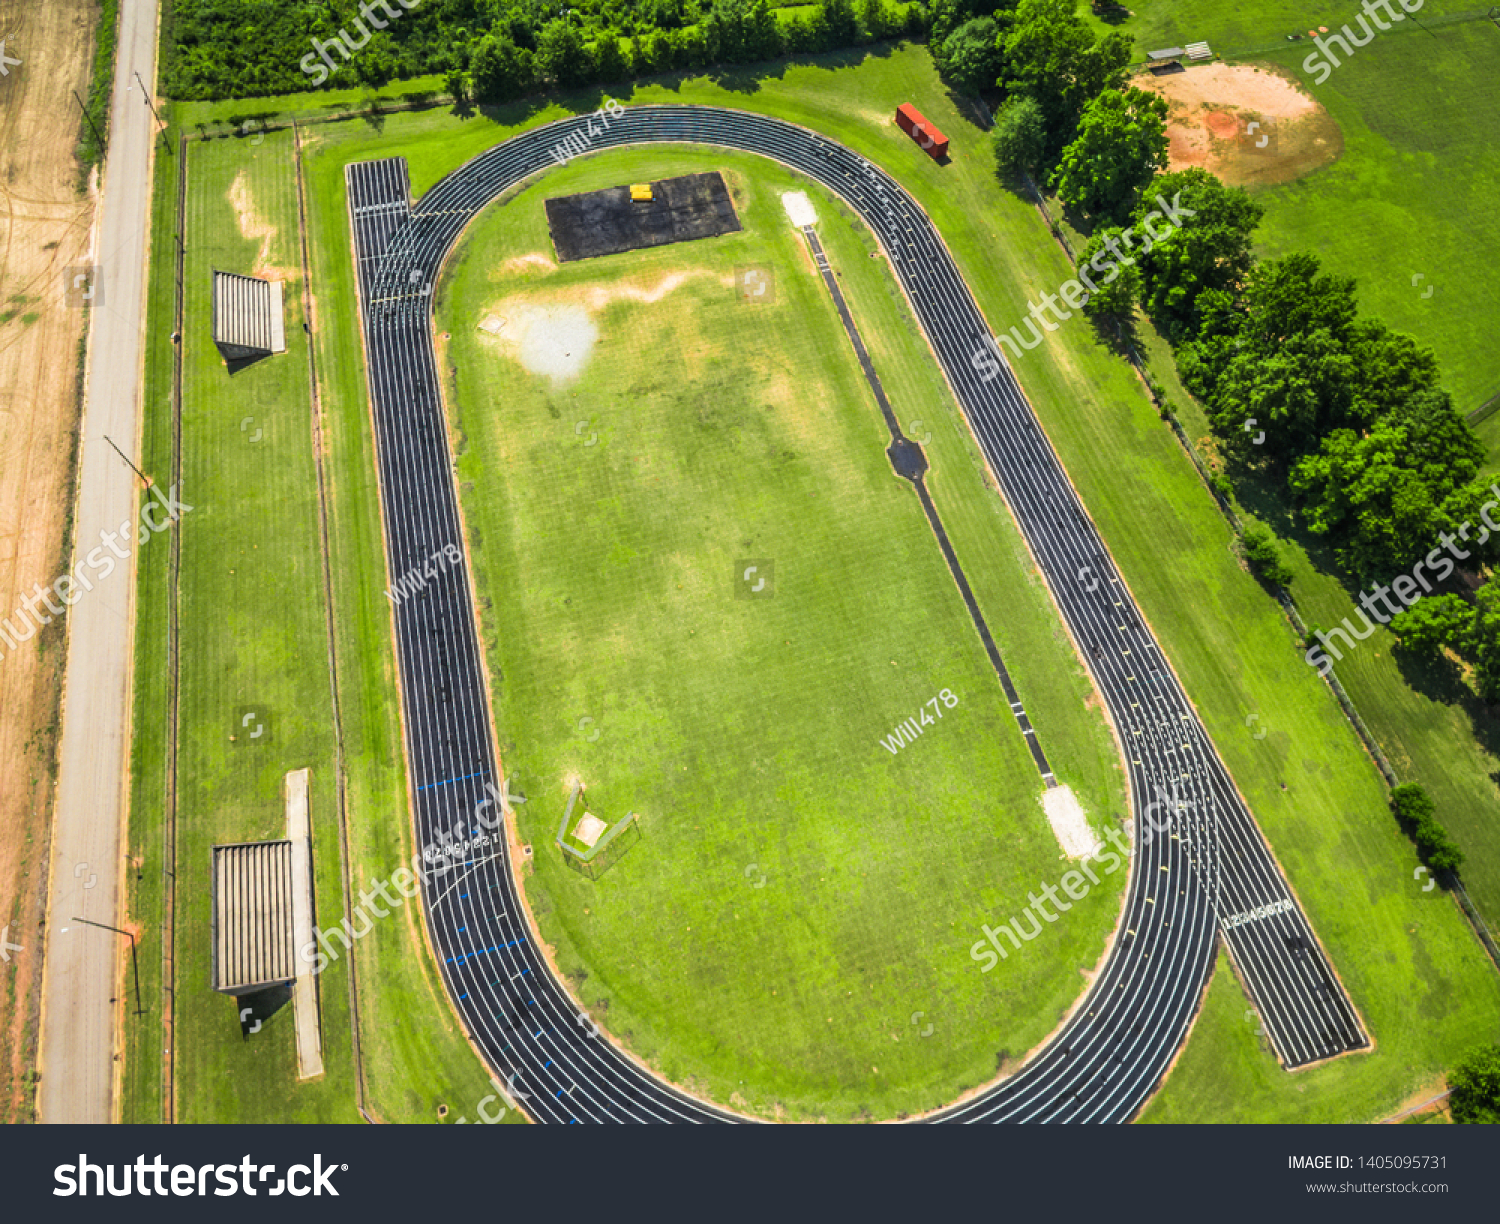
[165, 0, 921, 101]
[940, 0, 1494, 880]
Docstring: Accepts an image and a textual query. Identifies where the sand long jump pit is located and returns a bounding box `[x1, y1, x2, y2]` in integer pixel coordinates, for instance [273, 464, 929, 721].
[1138, 62, 1342, 188]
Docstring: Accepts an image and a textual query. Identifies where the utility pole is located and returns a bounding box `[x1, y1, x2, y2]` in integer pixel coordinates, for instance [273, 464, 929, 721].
[72, 917, 144, 1017]
[102, 434, 152, 489]
[72, 88, 106, 154]
[134, 70, 166, 132]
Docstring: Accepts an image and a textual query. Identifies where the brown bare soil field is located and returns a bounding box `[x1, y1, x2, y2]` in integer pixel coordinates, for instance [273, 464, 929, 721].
[1138, 62, 1343, 188]
[0, 0, 100, 1122]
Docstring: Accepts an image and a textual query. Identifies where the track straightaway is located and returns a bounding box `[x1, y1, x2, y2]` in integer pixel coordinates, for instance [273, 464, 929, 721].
[345, 105, 1367, 1125]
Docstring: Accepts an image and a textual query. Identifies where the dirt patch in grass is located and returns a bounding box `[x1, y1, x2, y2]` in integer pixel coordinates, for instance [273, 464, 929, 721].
[227, 168, 296, 279]
[1379, 1076, 1452, 1123]
[500, 252, 558, 276]
[1041, 784, 1102, 859]
[478, 269, 724, 385]
[1137, 62, 1342, 188]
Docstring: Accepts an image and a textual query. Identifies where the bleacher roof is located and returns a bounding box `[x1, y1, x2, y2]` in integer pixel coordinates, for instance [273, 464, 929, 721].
[211, 269, 284, 358]
[211, 840, 296, 994]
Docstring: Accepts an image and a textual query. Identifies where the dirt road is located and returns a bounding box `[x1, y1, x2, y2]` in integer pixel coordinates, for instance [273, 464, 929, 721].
[36, 0, 162, 1125]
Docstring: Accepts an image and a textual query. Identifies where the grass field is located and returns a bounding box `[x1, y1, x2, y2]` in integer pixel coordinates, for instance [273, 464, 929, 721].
[1090, 6, 1500, 931]
[1089, 0, 1485, 56]
[436, 151, 1125, 1119]
[1248, 22, 1500, 431]
[119, 93, 180, 1122]
[163, 38, 1500, 1122]
[162, 130, 356, 1121]
[1087, 5, 1500, 447]
[123, 125, 521, 1124]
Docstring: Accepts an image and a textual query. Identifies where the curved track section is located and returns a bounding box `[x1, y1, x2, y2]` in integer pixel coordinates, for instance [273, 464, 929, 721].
[345, 106, 1366, 1125]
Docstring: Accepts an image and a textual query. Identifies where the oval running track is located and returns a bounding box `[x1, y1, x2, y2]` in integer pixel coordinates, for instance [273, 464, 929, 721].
[342, 104, 1367, 1125]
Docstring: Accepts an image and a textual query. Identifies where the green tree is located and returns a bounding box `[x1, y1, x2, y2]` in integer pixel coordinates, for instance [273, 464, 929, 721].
[860, 0, 892, 40]
[990, 94, 1047, 175]
[536, 19, 595, 89]
[1127, 168, 1262, 340]
[1002, 0, 1131, 160]
[643, 0, 689, 29]
[1077, 226, 1141, 317]
[1391, 782, 1436, 826]
[1349, 320, 1442, 421]
[1180, 254, 1363, 468]
[1391, 783, 1465, 875]
[1449, 1043, 1500, 1124]
[672, 24, 709, 68]
[1241, 524, 1294, 588]
[1200, 328, 1358, 468]
[1389, 593, 1473, 658]
[708, 0, 784, 62]
[356, 34, 399, 87]
[745, 0, 785, 59]
[1472, 581, 1500, 701]
[928, 0, 971, 46]
[1290, 389, 1484, 574]
[469, 33, 536, 102]
[445, 67, 470, 107]
[594, 33, 628, 82]
[704, 0, 746, 61]
[783, 10, 821, 52]
[639, 29, 673, 73]
[936, 17, 1005, 94]
[819, 0, 860, 46]
[1051, 87, 1168, 223]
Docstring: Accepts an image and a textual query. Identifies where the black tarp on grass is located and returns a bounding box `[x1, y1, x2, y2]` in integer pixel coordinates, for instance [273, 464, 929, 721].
[545, 171, 742, 263]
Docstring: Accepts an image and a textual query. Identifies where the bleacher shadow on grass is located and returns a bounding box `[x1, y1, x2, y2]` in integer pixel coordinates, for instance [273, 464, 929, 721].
[235, 981, 293, 1040]
[224, 351, 273, 376]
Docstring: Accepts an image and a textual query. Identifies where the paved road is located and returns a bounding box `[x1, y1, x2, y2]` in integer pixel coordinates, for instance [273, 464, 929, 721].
[347, 106, 1366, 1123]
[38, 0, 161, 1125]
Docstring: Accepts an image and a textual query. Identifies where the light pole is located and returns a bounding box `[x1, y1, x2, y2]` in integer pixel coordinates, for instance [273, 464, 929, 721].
[71, 917, 144, 1017]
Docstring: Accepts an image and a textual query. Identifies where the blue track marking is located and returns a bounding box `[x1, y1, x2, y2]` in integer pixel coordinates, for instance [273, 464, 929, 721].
[416, 768, 490, 793]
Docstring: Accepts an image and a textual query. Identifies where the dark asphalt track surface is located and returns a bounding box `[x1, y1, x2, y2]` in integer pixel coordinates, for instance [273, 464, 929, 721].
[345, 105, 1367, 1124]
